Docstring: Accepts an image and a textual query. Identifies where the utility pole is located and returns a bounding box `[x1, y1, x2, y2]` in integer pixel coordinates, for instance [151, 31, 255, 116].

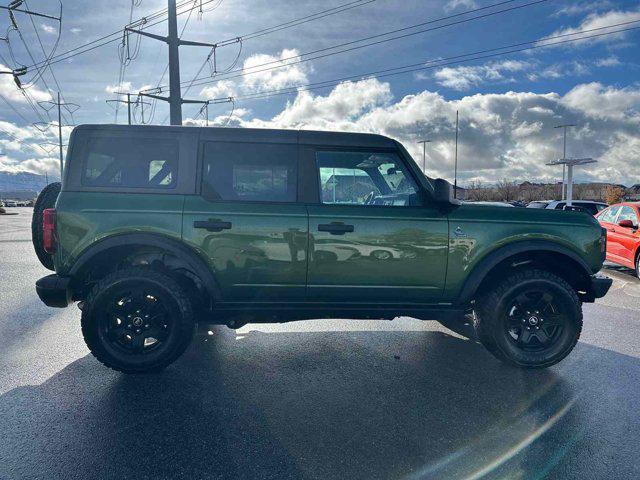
[417, 139, 431, 173]
[38, 93, 80, 179]
[454, 110, 459, 199]
[126, 0, 219, 125]
[554, 124, 576, 200]
[106, 93, 150, 125]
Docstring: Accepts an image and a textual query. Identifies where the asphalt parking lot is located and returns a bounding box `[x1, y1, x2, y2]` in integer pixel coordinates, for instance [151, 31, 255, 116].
[1, 209, 639, 480]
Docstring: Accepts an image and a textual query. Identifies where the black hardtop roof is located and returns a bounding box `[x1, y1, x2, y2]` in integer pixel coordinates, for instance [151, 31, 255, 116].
[74, 124, 398, 149]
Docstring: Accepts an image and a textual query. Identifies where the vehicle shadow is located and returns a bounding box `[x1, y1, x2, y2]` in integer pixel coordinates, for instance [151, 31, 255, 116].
[603, 264, 638, 281]
[0, 326, 639, 480]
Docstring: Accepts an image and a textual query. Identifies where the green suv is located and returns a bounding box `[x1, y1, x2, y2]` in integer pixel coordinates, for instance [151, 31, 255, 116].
[34, 125, 611, 373]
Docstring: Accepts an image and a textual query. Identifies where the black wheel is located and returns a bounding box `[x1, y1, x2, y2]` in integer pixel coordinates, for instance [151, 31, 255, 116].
[636, 254, 640, 280]
[31, 182, 61, 271]
[474, 269, 582, 368]
[371, 249, 392, 260]
[81, 267, 195, 373]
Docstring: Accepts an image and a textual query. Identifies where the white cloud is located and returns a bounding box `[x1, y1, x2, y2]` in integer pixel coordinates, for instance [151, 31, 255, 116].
[434, 61, 530, 90]
[70, 27, 82, 34]
[595, 55, 621, 67]
[241, 49, 310, 93]
[553, 1, 614, 17]
[231, 79, 640, 185]
[0, 154, 59, 177]
[562, 82, 640, 120]
[41, 23, 57, 35]
[444, 0, 477, 12]
[197, 48, 311, 100]
[0, 64, 52, 103]
[542, 8, 640, 47]
[200, 80, 237, 99]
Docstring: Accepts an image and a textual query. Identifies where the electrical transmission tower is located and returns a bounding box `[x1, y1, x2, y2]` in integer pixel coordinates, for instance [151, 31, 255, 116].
[37, 93, 80, 178]
[126, 0, 220, 125]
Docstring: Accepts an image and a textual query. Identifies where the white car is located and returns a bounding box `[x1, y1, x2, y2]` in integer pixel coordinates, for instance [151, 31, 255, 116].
[527, 200, 607, 216]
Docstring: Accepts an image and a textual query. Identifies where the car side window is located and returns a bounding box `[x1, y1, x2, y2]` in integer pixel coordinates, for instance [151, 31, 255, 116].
[80, 136, 178, 189]
[316, 150, 421, 206]
[201, 142, 297, 202]
[600, 206, 621, 223]
[617, 206, 638, 226]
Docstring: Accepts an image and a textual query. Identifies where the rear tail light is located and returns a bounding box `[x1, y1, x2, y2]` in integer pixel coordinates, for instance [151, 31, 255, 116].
[43, 208, 57, 254]
[600, 227, 607, 253]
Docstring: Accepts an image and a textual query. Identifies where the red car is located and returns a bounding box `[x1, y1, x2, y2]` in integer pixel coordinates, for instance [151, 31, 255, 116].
[596, 202, 640, 278]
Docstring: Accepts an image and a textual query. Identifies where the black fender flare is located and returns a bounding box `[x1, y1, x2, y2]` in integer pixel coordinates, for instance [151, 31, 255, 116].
[456, 240, 592, 305]
[68, 233, 222, 301]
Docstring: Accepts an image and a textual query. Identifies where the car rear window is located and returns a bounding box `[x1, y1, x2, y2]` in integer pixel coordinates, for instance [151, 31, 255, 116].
[80, 136, 178, 189]
[201, 142, 297, 202]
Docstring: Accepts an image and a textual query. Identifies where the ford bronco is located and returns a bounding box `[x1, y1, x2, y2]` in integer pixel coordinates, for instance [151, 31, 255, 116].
[33, 125, 612, 373]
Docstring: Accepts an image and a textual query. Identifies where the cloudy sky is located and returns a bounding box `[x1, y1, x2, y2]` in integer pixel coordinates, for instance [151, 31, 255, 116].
[0, 0, 639, 185]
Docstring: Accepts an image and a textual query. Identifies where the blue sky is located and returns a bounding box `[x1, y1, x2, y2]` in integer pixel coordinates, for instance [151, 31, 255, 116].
[1, 0, 639, 185]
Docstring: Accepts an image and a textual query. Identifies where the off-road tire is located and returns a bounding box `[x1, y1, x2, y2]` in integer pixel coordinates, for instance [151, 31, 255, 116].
[31, 182, 61, 270]
[473, 269, 582, 368]
[81, 267, 195, 373]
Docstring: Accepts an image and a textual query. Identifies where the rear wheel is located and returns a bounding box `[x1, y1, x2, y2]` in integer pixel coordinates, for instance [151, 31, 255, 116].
[31, 182, 61, 270]
[81, 267, 195, 373]
[474, 269, 582, 368]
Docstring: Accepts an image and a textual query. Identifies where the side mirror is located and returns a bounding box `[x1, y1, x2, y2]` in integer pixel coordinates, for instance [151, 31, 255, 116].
[618, 219, 636, 229]
[433, 178, 454, 204]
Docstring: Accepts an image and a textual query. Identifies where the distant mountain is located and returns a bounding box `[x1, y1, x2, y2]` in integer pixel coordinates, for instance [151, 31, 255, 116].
[0, 170, 58, 196]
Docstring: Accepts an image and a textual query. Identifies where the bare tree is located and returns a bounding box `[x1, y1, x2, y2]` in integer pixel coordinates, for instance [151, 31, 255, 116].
[495, 178, 519, 202]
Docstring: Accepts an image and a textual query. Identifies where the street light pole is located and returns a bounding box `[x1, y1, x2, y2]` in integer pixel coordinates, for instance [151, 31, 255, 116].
[554, 124, 576, 200]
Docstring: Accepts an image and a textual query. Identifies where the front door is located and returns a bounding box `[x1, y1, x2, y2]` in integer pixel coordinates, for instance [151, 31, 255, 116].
[613, 205, 639, 268]
[598, 205, 623, 263]
[304, 147, 448, 304]
[182, 141, 308, 302]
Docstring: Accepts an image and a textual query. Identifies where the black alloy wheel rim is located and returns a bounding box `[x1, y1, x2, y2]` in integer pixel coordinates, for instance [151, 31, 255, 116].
[505, 288, 566, 352]
[100, 286, 173, 355]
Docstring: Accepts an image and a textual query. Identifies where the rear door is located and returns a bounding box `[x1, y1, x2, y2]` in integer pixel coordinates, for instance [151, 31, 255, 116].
[303, 146, 448, 304]
[182, 139, 308, 302]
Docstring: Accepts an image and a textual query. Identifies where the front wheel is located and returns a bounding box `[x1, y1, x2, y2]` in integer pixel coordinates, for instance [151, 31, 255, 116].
[81, 267, 195, 373]
[473, 269, 582, 368]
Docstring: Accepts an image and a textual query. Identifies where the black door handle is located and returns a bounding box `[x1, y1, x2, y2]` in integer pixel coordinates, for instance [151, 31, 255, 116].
[318, 222, 354, 235]
[194, 219, 232, 232]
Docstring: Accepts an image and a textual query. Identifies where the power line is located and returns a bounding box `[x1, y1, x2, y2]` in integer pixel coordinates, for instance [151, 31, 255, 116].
[21, 0, 72, 124]
[163, 0, 548, 92]
[23, 0, 219, 70]
[0, 92, 32, 124]
[0, 126, 50, 155]
[24, 0, 376, 72]
[228, 21, 640, 103]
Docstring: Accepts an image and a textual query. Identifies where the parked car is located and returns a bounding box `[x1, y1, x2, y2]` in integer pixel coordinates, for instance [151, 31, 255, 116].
[596, 202, 640, 278]
[527, 200, 607, 215]
[4, 200, 17, 207]
[33, 124, 611, 373]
